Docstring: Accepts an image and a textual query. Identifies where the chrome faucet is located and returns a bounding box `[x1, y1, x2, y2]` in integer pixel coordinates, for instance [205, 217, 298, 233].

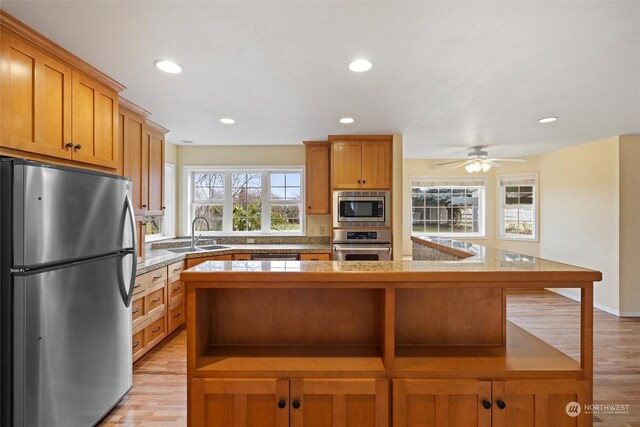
[191, 216, 210, 251]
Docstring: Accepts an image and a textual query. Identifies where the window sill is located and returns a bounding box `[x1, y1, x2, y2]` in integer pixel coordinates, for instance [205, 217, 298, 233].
[412, 233, 487, 240]
[497, 235, 539, 243]
[145, 234, 175, 243]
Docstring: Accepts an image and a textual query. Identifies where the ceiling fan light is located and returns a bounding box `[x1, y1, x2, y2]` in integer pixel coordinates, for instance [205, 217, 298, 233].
[481, 162, 491, 172]
[472, 162, 482, 172]
[465, 164, 475, 173]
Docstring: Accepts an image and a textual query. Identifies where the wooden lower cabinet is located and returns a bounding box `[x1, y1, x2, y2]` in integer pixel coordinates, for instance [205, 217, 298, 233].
[299, 253, 331, 261]
[190, 378, 388, 427]
[393, 379, 591, 427]
[191, 378, 290, 427]
[393, 379, 491, 427]
[290, 379, 389, 427]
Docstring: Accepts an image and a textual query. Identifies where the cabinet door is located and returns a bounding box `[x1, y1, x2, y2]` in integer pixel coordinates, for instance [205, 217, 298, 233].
[492, 380, 591, 427]
[290, 378, 388, 427]
[190, 378, 289, 427]
[332, 140, 362, 189]
[122, 110, 148, 215]
[146, 128, 165, 215]
[393, 379, 491, 427]
[71, 70, 119, 169]
[361, 141, 391, 189]
[305, 142, 330, 214]
[0, 29, 72, 159]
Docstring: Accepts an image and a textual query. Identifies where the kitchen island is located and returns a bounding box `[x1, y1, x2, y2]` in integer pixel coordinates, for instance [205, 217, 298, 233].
[181, 241, 601, 427]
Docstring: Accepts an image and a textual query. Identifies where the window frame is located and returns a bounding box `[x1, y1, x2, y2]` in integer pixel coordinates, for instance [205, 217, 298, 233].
[498, 173, 538, 241]
[183, 165, 305, 236]
[410, 176, 487, 239]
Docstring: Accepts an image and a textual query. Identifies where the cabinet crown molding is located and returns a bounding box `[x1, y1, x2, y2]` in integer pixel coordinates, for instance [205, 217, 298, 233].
[120, 97, 152, 118]
[1, 9, 126, 92]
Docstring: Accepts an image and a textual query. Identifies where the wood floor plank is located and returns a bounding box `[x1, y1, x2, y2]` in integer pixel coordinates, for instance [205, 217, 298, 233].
[98, 291, 640, 426]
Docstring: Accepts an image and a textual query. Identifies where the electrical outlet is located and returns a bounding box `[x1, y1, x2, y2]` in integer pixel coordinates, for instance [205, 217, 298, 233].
[247, 238, 255, 244]
[319, 226, 325, 235]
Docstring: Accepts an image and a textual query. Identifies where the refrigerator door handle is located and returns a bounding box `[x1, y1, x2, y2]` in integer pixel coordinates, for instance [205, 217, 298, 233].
[124, 195, 137, 307]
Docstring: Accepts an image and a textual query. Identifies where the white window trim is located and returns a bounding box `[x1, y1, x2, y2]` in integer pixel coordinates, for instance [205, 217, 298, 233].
[183, 165, 305, 236]
[497, 172, 539, 242]
[409, 175, 487, 239]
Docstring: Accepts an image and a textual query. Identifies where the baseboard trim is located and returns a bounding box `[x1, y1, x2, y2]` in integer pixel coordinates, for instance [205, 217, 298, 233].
[547, 288, 632, 317]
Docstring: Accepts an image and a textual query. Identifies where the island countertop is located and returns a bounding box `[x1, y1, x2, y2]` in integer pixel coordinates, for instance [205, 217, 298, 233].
[181, 239, 602, 285]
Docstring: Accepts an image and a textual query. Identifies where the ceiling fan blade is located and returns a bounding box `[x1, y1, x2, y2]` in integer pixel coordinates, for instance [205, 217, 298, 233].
[436, 159, 467, 166]
[489, 158, 525, 163]
[451, 160, 474, 169]
[485, 160, 501, 167]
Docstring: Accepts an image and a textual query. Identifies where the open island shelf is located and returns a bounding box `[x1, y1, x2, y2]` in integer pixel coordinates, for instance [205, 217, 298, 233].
[182, 250, 600, 427]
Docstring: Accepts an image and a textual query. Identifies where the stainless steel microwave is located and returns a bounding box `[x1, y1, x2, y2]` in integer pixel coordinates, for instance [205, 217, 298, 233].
[333, 191, 390, 228]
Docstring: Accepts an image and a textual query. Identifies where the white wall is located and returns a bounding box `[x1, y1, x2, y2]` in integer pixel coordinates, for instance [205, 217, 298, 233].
[540, 137, 620, 313]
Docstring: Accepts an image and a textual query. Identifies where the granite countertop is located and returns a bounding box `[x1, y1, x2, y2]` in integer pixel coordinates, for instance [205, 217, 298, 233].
[182, 242, 602, 284]
[137, 243, 332, 275]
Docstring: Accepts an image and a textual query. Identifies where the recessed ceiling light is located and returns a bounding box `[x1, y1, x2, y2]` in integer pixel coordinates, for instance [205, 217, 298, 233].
[154, 60, 182, 74]
[180, 140, 195, 144]
[348, 59, 372, 72]
[339, 117, 355, 124]
[538, 117, 557, 123]
[220, 118, 235, 124]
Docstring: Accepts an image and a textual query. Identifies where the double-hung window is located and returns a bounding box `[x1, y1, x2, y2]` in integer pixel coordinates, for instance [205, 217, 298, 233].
[187, 167, 304, 235]
[499, 174, 537, 240]
[411, 177, 486, 237]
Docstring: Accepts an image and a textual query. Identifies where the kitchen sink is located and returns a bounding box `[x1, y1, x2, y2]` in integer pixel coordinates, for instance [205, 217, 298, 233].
[166, 245, 230, 254]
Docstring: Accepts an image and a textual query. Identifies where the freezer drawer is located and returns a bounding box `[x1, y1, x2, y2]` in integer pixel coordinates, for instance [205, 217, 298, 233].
[12, 161, 133, 267]
[13, 252, 134, 427]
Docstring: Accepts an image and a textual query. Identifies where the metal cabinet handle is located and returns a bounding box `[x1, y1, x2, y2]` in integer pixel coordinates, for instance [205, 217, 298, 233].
[362, 180, 366, 184]
[172, 287, 181, 292]
[292, 400, 301, 409]
[357, 180, 361, 183]
[482, 400, 491, 409]
[73, 144, 81, 152]
[132, 308, 140, 314]
[132, 341, 140, 349]
[142, 204, 147, 208]
[173, 312, 181, 318]
[278, 400, 286, 409]
[151, 297, 161, 303]
[65, 142, 73, 151]
[152, 275, 162, 280]
[496, 400, 506, 410]
[172, 267, 181, 272]
[133, 283, 142, 289]
[152, 327, 161, 333]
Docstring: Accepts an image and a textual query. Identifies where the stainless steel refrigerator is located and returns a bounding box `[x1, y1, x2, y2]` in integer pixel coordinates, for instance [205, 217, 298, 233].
[0, 158, 137, 427]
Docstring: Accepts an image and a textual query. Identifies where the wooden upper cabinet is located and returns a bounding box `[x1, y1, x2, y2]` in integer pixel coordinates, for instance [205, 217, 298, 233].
[332, 140, 363, 189]
[0, 28, 72, 159]
[492, 380, 591, 427]
[331, 137, 392, 190]
[393, 379, 492, 427]
[145, 122, 167, 216]
[191, 378, 289, 427]
[120, 105, 148, 216]
[304, 141, 330, 214]
[71, 70, 119, 169]
[289, 379, 388, 427]
[361, 141, 391, 189]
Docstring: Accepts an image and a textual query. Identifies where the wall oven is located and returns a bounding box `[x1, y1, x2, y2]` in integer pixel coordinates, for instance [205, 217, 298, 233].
[333, 191, 390, 228]
[332, 230, 392, 261]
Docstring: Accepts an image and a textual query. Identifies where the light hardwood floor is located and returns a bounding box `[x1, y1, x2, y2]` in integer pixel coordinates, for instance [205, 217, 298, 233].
[99, 290, 640, 426]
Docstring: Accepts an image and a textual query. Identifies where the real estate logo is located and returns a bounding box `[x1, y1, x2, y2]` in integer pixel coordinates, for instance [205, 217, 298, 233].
[566, 401, 581, 417]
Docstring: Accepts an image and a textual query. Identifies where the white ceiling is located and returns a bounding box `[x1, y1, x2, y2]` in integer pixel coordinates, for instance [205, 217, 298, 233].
[3, 1, 639, 159]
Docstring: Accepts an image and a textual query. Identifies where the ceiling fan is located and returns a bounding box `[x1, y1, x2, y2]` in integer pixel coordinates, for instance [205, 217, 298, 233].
[437, 146, 525, 173]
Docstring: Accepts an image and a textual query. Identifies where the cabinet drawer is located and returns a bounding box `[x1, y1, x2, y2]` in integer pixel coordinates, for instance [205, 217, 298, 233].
[168, 260, 185, 278]
[132, 274, 147, 295]
[299, 253, 331, 261]
[132, 330, 144, 358]
[144, 314, 166, 349]
[138, 267, 168, 288]
[131, 294, 146, 328]
[145, 283, 165, 317]
[233, 253, 252, 260]
[169, 299, 185, 333]
[169, 275, 184, 305]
